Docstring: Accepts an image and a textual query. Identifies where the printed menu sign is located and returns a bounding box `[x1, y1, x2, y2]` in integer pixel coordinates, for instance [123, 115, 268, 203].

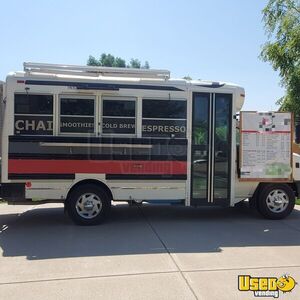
[240, 112, 292, 180]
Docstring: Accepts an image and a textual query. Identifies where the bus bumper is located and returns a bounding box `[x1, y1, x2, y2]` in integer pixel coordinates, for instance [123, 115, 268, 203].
[0, 183, 26, 202]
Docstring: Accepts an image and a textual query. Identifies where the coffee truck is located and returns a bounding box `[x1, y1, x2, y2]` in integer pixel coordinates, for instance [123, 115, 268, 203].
[0, 62, 299, 225]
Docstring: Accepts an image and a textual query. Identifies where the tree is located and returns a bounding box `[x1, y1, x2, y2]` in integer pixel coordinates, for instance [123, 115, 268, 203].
[114, 57, 126, 68]
[143, 61, 150, 69]
[183, 75, 192, 80]
[100, 53, 115, 67]
[87, 55, 100, 66]
[87, 53, 150, 69]
[261, 0, 300, 115]
[128, 58, 141, 68]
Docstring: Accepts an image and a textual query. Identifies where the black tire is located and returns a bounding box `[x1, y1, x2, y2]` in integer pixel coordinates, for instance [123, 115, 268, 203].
[65, 184, 111, 225]
[257, 184, 295, 220]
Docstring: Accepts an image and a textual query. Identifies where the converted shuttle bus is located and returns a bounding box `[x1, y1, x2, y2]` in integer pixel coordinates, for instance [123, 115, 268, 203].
[0, 62, 299, 225]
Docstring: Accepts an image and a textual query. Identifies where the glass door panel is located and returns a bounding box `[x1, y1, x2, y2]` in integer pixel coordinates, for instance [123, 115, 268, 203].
[191, 92, 232, 205]
[213, 94, 232, 201]
[191, 93, 210, 202]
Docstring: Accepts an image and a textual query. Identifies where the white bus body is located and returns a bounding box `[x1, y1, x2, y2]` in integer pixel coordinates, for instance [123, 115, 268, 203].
[0, 63, 299, 225]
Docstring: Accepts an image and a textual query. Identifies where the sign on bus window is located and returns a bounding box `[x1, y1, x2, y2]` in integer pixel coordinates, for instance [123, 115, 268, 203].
[102, 99, 136, 134]
[59, 97, 95, 134]
[14, 94, 53, 135]
[142, 99, 187, 138]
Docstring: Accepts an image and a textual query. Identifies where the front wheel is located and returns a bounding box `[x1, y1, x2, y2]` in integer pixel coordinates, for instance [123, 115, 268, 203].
[65, 184, 111, 225]
[257, 184, 295, 220]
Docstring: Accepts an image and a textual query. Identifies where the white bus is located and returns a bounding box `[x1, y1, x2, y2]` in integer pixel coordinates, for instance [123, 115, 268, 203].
[0, 62, 299, 225]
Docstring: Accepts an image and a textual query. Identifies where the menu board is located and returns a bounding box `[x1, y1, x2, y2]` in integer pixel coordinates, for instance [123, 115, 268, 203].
[240, 112, 292, 181]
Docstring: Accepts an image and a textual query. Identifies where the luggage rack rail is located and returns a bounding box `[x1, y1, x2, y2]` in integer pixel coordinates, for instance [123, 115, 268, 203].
[23, 62, 170, 79]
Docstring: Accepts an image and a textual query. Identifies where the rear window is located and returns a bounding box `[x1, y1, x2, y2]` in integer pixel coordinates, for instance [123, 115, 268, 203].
[15, 94, 53, 114]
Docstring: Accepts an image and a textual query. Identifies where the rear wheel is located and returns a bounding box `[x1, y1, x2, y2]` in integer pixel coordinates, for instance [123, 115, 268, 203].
[66, 184, 111, 225]
[257, 184, 295, 220]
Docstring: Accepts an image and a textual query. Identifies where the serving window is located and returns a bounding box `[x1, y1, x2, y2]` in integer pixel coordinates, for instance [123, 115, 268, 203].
[59, 96, 95, 134]
[142, 99, 187, 138]
[102, 98, 136, 135]
[14, 93, 53, 135]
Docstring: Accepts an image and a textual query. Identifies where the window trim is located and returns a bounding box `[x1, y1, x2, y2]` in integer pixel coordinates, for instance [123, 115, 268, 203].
[101, 96, 137, 137]
[58, 94, 96, 136]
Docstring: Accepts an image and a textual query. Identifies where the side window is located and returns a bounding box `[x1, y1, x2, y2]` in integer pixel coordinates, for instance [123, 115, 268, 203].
[102, 98, 136, 134]
[14, 94, 53, 135]
[59, 97, 95, 134]
[142, 99, 187, 138]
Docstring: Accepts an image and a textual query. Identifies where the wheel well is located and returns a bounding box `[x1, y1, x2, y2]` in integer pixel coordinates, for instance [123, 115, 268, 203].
[288, 182, 298, 197]
[251, 182, 298, 207]
[66, 179, 113, 202]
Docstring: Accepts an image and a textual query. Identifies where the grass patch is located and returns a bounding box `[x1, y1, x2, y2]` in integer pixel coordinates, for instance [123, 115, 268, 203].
[296, 199, 300, 205]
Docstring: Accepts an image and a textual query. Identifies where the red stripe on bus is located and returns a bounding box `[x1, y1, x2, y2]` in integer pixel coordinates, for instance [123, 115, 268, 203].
[8, 159, 187, 175]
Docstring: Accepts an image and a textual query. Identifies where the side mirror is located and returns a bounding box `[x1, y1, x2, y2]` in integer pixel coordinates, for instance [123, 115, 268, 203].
[295, 124, 300, 144]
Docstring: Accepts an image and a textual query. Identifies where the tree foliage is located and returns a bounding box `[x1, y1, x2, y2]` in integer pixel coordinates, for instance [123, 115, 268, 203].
[261, 0, 300, 115]
[87, 53, 149, 69]
[183, 75, 192, 80]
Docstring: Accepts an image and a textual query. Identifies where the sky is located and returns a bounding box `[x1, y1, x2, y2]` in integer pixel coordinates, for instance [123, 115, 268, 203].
[0, 0, 283, 111]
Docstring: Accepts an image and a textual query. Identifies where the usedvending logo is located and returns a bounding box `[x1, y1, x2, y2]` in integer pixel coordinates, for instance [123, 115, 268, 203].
[238, 274, 296, 298]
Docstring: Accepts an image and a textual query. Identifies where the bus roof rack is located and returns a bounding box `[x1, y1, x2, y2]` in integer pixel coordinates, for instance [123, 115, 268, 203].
[23, 62, 170, 79]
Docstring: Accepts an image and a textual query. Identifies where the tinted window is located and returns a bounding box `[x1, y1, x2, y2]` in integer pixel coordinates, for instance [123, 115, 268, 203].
[60, 97, 95, 134]
[103, 100, 135, 117]
[61, 98, 94, 115]
[142, 99, 187, 138]
[102, 99, 136, 134]
[143, 99, 186, 119]
[191, 93, 209, 199]
[193, 94, 209, 145]
[14, 94, 53, 135]
[15, 94, 53, 114]
[213, 94, 232, 199]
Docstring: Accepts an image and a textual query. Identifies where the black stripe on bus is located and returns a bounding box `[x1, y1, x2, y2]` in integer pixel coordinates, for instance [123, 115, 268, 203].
[195, 83, 225, 88]
[9, 135, 188, 145]
[25, 80, 184, 92]
[8, 173, 186, 180]
[8, 153, 187, 161]
[8, 173, 75, 180]
[106, 174, 187, 180]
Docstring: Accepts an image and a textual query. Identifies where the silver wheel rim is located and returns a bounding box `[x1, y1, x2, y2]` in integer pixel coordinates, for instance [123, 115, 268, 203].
[75, 193, 102, 219]
[266, 189, 289, 213]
